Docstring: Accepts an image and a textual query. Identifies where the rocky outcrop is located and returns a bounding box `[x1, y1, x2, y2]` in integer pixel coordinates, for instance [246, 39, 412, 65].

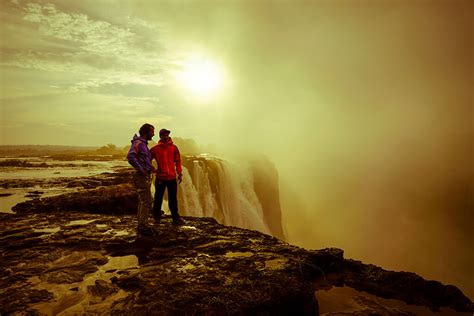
[0, 168, 133, 189]
[3, 155, 285, 241]
[11, 156, 286, 241]
[1, 207, 472, 314]
[12, 184, 138, 215]
[3, 161, 473, 314]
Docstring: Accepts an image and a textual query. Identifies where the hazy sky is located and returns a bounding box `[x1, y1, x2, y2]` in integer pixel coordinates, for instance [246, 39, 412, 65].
[0, 1, 471, 148]
[1, 0, 473, 298]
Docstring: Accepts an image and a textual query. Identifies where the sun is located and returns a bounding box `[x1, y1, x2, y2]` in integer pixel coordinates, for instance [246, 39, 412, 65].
[174, 54, 225, 99]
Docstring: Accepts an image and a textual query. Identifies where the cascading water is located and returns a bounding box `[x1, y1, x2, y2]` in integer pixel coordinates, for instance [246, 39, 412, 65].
[176, 156, 272, 235]
[192, 160, 219, 218]
[179, 167, 202, 217]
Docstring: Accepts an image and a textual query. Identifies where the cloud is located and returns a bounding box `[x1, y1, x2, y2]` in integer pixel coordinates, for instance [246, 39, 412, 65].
[1, 1, 171, 95]
[22, 2, 135, 55]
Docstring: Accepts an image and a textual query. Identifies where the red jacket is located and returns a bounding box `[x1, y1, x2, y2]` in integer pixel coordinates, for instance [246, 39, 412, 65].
[150, 138, 182, 180]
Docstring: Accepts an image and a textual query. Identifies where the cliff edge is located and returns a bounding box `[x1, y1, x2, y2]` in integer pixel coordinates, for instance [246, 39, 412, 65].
[1, 188, 473, 314]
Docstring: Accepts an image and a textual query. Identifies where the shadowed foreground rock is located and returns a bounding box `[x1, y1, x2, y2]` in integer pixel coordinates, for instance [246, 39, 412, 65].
[1, 209, 473, 315]
[12, 184, 138, 215]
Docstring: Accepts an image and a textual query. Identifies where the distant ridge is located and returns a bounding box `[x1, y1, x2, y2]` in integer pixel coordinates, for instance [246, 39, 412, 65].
[0, 145, 98, 150]
[0, 145, 98, 156]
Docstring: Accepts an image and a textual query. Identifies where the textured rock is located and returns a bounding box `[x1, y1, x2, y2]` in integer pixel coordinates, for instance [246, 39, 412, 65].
[0, 211, 472, 315]
[12, 184, 138, 215]
[0, 167, 133, 189]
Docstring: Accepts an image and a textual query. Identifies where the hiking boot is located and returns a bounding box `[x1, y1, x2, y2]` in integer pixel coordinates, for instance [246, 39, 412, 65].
[137, 226, 156, 236]
[152, 210, 165, 223]
[172, 217, 185, 226]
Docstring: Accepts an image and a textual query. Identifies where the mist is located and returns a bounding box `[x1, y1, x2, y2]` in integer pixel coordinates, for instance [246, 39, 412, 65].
[1, 0, 472, 299]
[153, 0, 473, 298]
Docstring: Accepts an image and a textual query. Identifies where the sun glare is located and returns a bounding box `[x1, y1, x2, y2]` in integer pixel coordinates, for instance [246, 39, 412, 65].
[175, 54, 225, 99]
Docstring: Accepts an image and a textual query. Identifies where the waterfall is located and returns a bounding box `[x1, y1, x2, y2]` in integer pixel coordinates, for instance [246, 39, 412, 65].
[215, 161, 269, 234]
[178, 156, 272, 235]
[180, 167, 202, 217]
[192, 160, 219, 218]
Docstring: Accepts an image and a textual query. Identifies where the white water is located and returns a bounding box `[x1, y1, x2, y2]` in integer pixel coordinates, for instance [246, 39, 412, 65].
[179, 158, 271, 235]
[192, 160, 219, 218]
[180, 167, 202, 216]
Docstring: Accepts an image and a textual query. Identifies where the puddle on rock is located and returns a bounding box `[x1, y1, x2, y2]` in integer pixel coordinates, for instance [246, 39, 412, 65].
[316, 286, 469, 316]
[264, 258, 288, 270]
[179, 225, 197, 230]
[66, 219, 96, 226]
[224, 251, 254, 258]
[33, 227, 61, 234]
[29, 254, 138, 315]
[178, 263, 196, 272]
[104, 255, 138, 271]
[195, 239, 233, 249]
[104, 229, 130, 237]
[113, 230, 130, 237]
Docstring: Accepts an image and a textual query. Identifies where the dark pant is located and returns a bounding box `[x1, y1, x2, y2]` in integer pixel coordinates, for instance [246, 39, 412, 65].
[132, 172, 152, 229]
[153, 178, 180, 219]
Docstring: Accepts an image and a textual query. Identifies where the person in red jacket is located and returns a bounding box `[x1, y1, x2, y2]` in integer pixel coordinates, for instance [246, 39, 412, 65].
[150, 128, 185, 225]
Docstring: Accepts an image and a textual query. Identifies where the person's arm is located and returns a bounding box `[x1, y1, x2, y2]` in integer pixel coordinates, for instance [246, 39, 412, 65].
[150, 148, 157, 174]
[174, 146, 182, 183]
[127, 141, 146, 174]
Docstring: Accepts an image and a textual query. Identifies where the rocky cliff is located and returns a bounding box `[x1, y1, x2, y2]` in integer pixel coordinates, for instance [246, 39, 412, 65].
[2, 184, 473, 315]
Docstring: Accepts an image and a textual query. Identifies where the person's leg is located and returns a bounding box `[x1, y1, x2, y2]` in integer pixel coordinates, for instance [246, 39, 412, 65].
[167, 179, 181, 220]
[153, 178, 166, 219]
[133, 172, 152, 230]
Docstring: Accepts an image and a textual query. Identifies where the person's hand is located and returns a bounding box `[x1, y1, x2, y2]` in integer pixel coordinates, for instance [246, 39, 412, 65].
[177, 174, 182, 184]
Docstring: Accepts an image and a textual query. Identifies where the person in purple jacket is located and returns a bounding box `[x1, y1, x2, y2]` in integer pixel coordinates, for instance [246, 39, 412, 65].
[127, 123, 156, 236]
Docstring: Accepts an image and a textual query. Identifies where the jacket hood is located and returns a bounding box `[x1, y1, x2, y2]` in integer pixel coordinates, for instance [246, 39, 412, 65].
[131, 134, 148, 144]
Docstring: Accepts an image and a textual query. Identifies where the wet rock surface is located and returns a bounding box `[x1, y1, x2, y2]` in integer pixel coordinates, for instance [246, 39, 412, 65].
[0, 167, 132, 189]
[1, 209, 473, 315]
[12, 184, 138, 215]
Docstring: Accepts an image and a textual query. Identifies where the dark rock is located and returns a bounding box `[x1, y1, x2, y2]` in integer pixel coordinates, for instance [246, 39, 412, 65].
[28, 190, 44, 194]
[0, 287, 53, 315]
[0, 211, 472, 315]
[12, 184, 138, 215]
[66, 179, 103, 189]
[25, 190, 44, 198]
[0, 168, 133, 189]
[0, 159, 35, 167]
[87, 279, 119, 300]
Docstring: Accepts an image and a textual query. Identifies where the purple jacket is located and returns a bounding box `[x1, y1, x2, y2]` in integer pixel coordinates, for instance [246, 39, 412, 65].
[127, 134, 153, 174]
